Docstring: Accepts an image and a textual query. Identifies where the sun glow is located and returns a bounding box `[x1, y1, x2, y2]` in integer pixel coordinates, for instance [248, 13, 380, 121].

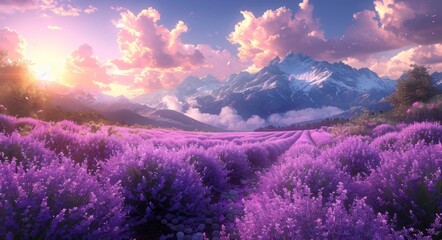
[29, 58, 64, 82]
[25, 44, 67, 83]
[32, 65, 53, 82]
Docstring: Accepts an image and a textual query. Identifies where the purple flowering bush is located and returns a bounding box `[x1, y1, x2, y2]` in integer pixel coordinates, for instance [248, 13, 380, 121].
[31, 126, 124, 172]
[236, 183, 398, 240]
[366, 143, 442, 233]
[30, 124, 83, 158]
[0, 114, 16, 134]
[396, 122, 442, 146]
[0, 114, 441, 239]
[310, 129, 335, 146]
[209, 144, 254, 185]
[14, 117, 48, 135]
[371, 124, 396, 138]
[370, 131, 401, 152]
[260, 155, 350, 200]
[279, 143, 321, 163]
[0, 132, 56, 169]
[321, 136, 381, 178]
[241, 143, 272, 170]
[0, 160, 127, 239]
[100, 144, 211, 238]
[179, 146, 229, 194]
[72, 131, 124, 172]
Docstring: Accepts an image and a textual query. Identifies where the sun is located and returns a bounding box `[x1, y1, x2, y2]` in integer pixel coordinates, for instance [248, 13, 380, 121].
[30, 61, 62, 82]
[31, 65, 54, 82]
[27, 47, 66, 83]
[35, 68, 51, 81]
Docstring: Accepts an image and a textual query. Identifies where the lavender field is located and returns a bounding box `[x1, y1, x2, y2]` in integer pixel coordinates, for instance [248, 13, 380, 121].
[0, 114, 440, 240]
[2, 0, 442, 238]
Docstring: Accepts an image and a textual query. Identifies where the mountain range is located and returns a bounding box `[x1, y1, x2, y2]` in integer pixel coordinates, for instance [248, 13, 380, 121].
[45, 86, 223, 132]
[47, 53, 442, 131]
[135, 53, 396, 119]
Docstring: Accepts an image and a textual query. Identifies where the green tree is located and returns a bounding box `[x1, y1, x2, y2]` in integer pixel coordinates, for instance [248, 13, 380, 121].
[388, 65, 437, 112]
[0, 53, 46, 117]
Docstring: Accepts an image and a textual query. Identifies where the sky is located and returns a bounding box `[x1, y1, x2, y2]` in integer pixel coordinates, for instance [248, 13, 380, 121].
[0, 0, 441, 97]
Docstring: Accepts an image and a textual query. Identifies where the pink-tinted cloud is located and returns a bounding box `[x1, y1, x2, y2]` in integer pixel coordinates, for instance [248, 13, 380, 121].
[339, 0, 442, 78]
[411, 44, 442, 65]
[84, 5, 98, 14]
[345, 44, 442, 79]
[325, 10, 404, 60]
[47, 25, 62, 31]
[185, 106, 266, 131]
[50, 4, 81, 17]
[113, 8, 205, 70]
[229, 2, 326, 68]
[389, 45, 442, 76]
[0, 0, 96, 16]
[110, 6, 128, 13]
[0, 0, 40, 13]
[112, 7, 246, 92]
[229, 0, 441, 71]
[62, 44, 111, 92]
[374, 0, 442, 45]
[0, 28, 26, 60]
[190, 44, 245, 80]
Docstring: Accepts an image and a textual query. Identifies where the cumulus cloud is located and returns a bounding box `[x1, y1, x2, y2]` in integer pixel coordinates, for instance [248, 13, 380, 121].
[185, 106, 266, 131]
[229, 0, 442, 74]
[0, 0, 40, 13]
[185, 106, 345, 131]
[62, 44, 111, 92]
[84, 5, 98, 14]
[229, 2, 325, 69]
[229, 0, 404, 68]
[267, 107, 345, 126]
[113, 8, 203, 70]
[110, 6, 128, 12]
[354, 44, 442, 79]
[326, 10, 404, 60]
[0, 0, 96, 16]
[411, 44, 442, 65]
[374, 0, 442, 44]
[47, 25, 62, 31]
[50, 4, 81, 16]
[163, 96, 344, 130]
[112, 7, 246, 92]
[162, 95, 183, 112]
[0, 28, 26, 60]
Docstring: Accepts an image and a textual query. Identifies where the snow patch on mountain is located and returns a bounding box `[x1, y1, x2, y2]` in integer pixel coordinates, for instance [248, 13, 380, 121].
[432, 72, 442, 89]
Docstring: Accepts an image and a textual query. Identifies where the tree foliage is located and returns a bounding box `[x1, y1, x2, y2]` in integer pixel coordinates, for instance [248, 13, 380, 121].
[388, 65, 437, 111]
[0, 52, 46, 117]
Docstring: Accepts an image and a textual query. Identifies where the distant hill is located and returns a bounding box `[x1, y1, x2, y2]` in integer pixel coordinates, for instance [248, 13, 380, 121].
[44, 85, 223, 132]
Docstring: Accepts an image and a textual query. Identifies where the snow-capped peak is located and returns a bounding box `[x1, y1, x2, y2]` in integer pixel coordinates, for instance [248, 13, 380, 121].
[277, 53, 315, 74]
[265, 52, 395, 92]
[275, 53, 331, 88]
[134, 52, 397, 119]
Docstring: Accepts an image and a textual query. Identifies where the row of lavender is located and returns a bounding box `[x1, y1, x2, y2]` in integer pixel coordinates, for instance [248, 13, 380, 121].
[0, 115, 304, 239]
[0, 114, 441, 239]
[240, 123, 441, 239]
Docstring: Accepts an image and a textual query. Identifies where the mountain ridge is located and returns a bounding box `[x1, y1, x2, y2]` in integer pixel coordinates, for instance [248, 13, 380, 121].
[135, 53, 397, 119]
[44, 86, 223, 131]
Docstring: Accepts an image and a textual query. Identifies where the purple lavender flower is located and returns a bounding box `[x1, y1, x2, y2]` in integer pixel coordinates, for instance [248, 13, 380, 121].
[366, 144, 442, 233]
[321, 136, 381, 178]
[0, 159, 128, 239]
